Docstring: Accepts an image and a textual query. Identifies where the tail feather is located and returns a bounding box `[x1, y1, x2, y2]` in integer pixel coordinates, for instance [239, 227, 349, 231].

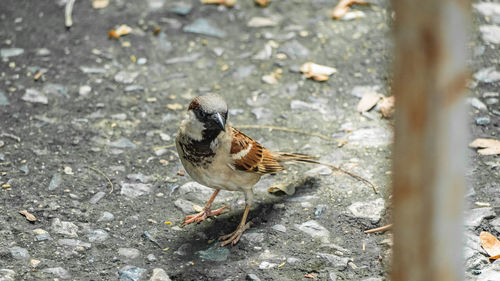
[271, 152, 320, 164]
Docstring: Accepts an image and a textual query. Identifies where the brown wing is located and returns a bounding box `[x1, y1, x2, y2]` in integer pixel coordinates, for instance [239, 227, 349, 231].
[229, 126, 285, 174]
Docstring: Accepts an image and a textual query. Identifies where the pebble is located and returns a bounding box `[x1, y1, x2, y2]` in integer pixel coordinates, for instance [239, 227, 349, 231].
[318, 253, 350, 269]
[271, 224, 286, 233]
[0, 91, 9, 106]
[97, 211, 115, 222]
[118, 265, 146, 281]
[233, 65, 256, 80]
[36, 48, 51, 56]
[348, 127, 393, 147]
[174, 198, 196, 214]
[124, 85, 145, 92]
[196, 243, 230, 262]
[183, 18, 226, 38]
[48, 173, 62, 191]
[474, 66, 500, 83]
[0, 269, 15, 281]
[253, 43, 273, 60]
[251, 107, 273, 121]
[278, 40, 309, 58]
[114, 71, 139, 84]
[43, 83, 68, 97]
[347, 198, 386, 223]
[8, 246, 30, 260]
[0, 48, 24, 58]
[475, 116, 491, 126]
[314, 205, 327, 218]
[247, 273, 261, 281]
[169, 3, 192, 16]
[30, 259, 41, 268]
[258, 261, 278, 269]
[19, 164, 29, 174]
[79, 66, 106, 74]
[147, 0, 164, 10]
[33, 228, 51, 241]
[147, 254, 157, 262]
[79, 85, 92, 96]
[464, 207, 495, 228]
[41, 267, 71, 280]
[22, 88, 48, 104]
[87, 229, 109, 243]
[108, 138, 136, 149]
[179, 181, 225, 202]
[247, 17, 278, 27]
[57, 238, 91, 249]
[479, 25, 500, 44]
[295, 220, 330, 242]
[174, 243, 192, 256]
[51, 218, 79, 237]
[127, 173, 153, 183]
[118, 248, 141, 259]
[486, 98, 499, 105]
[89, 191, 106, 204]
[242, 232, 265, 244]
[120, 182, 152, 198]
[467, 97, 488, 111]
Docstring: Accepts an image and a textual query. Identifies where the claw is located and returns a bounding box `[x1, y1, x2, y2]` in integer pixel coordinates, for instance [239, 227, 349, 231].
[182, 206, 229, 226]
[219, 222, 251, 246]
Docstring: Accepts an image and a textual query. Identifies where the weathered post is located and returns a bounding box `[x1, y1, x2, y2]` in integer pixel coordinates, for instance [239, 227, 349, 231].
[391, 0, 469, 280]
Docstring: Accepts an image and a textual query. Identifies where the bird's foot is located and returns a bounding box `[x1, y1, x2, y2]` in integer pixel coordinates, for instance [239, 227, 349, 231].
[182, 206, 229, 226]
[219, 222, 251, 246]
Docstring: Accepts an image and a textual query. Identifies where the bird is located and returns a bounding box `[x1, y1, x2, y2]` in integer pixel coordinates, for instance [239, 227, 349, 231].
[175, 93, 317, 246]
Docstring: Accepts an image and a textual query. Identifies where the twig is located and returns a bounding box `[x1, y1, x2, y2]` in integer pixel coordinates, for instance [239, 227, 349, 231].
[153, 144, 176, 151]
[87, 166, 114, 194]
[0, 132, 21, 142]
[236, 124, 335, 141]
[65, 0, 76, 28]
[317, 162, 379, 194]
[364, 224, 392, 233]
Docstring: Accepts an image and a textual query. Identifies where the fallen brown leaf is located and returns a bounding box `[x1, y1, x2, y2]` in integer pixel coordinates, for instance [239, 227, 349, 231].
[332, 0, 370, 20]
[92, 0, 109, 9]
[166, 103, 183, 111]
[201, 0, 236, 7]
[255, 0, 270, 7]
[357, 91, 381, 112]
[300, 62, 337, 82]
[305, 273, 315, 279]
[469, 138, 500, 155]
[379, 95, 395, 118]
[19, 210, 37, 222]
[480, 231, 500, 258]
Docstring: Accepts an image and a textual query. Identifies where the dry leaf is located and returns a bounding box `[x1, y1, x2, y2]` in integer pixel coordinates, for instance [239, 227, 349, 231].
[332, 0, 370, 20]
[19, 210, 37, 222]
[469, 138, 500, 155]
[300, 62, 337, 82]
[357, 92, 381, 112]
[201, 0, 236, 7]
[92, 0, 109, 9]
[480, 231, 500, 257]
[379, 95, 395, 118]
[109, 24, 132, 39]
[108, 29, 120, 39]
[167, 103, 183, 110]
[267, 183, 296, 195]
[255, 0, 270, 7]
[490, 254, 500, 261]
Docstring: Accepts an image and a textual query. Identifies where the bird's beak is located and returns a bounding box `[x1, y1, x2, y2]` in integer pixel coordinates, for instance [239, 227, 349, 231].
[212, 112, 226, 132]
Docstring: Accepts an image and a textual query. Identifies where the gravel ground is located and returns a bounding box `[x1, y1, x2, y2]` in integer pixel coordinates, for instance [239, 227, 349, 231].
[0, 0, 499, 280]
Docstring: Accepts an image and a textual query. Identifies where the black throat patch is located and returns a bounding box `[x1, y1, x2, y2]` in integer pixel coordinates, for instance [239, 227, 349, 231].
[179, 129, 221, 168]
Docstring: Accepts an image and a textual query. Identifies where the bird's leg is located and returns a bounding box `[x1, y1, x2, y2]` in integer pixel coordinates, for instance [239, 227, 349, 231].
[219, 203, 251, 246]
[182, 189, 229, 226]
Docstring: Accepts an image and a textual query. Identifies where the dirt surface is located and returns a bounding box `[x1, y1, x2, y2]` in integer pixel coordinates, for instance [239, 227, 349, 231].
[0, 0, 498, 280]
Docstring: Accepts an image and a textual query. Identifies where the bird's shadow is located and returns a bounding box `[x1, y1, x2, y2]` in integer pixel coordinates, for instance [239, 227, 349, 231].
[159, 177, 319, 261]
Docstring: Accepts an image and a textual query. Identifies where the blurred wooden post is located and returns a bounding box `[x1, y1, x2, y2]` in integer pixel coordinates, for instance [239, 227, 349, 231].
[391, 0, 469, 280]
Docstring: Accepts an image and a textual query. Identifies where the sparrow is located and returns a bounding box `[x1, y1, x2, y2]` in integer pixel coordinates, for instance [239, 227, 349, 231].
[176, 93, 317, 246]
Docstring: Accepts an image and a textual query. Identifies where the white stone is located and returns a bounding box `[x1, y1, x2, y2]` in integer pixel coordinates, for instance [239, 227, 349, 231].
[348, 198, 386, 223]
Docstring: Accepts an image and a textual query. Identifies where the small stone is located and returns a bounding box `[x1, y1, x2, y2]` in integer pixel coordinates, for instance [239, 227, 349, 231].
[108, 138, 136, 149]
[147, 254, 157, 262]
[474, 67, 500, 83]
[124, 85, 145, 92]
[0, 48, 24, 58]
[251, 107, 273, 120]
[111, 113, 127, 120]
[9, 246, 30, 260]
[0, 269, 15, 281]
[48, 173, 62, 191]
[79, 85, 91, 96]
[467, 97, 488, 111]
[169, 3, 192, 16]
[127, 173, 153, 183]
[479, 25, 500, 44]
[137, 58, 147, 65]
[295, 220, 330, 242]
[287, 257, 300, 264]
[174, 243, 192, 256]
[114, 71, 139, 84]
[79, 66, 106, 74]
[57, 239, 91, 249]
[247, 273, 261, 281]
[33, 228, 51, 241]
[278, 40, 309, 59]
[19, 164, 29, 174]
[183, 19, 226, 38]
[22, 88, 48, 104]
[259, 261, 278, 269]
[150, 268, 172, 281]
[118, 248, 141, 259]
[51, 218, 78, 237]
[147, 0, 164, 10]
[314, 205, 327, 218]
[242, 232, 265, 244]
[30, 259, 41, 268]
[233, 65, 256, 80]
[87, 229, 109, 243]
[464, 207, 495, 228]
[43, 83, 68, 97]
[0, 91, 9, 106]
[247, 17, 278, 27]
[118, 265, 146, 281]
[97, 211, 114, 222]
[486, 98, 499, 105]
[178, 181, 224, 203]
[89, 191, 106, 204]
[196, 243, 230, 262]
[36, 48, 51, 56]
[253, 43, 273, 60]
[213, 47, 225, 57]
[318, 253, 350, 269]
[174, 198, 196, 214]
[271, 224, 286, 233]
[41, 267, 71, 280]
[476, 116, 491, 126]
[120, 182, 152, 198]
[348, 198, 386, 223]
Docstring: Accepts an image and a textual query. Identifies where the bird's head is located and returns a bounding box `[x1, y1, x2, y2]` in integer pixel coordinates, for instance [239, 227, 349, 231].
[180, 93, 228, 141]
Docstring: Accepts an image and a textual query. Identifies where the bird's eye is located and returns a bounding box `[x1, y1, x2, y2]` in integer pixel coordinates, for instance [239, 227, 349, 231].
[197, 109, 206, 119]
